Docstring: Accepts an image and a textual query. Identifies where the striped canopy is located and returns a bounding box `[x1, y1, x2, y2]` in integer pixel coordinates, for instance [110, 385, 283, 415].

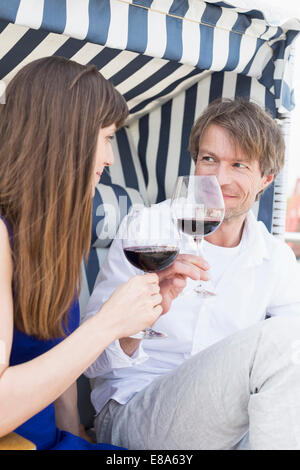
[0, 0, 300, 239]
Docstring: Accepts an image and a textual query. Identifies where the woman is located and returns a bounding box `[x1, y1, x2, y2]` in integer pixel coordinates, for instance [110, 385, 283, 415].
[0, 56, 166, 450]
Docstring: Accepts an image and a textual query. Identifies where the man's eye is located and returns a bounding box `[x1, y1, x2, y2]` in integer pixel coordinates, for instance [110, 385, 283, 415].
[201, 156, 215, 162]
[234, 162, 247, 169]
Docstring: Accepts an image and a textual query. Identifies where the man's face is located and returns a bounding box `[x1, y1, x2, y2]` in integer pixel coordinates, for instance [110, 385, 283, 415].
[194, 124, 274, 220]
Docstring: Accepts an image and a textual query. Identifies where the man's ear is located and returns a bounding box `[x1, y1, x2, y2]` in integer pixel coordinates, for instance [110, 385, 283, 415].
[261, 173, 274, 192]
[255, 173, 274, 202]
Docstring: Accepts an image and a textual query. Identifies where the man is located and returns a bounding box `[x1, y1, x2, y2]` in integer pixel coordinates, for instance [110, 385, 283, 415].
[82, 99, 300, 450]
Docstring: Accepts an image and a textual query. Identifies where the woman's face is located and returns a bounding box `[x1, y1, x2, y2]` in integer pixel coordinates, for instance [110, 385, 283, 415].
[92, 124, 116, 196]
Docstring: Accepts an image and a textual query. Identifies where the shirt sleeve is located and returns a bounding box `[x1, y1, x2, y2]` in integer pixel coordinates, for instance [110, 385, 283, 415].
[267, 242, 300, 317]
[81, 218, 150, 378]
[84, 338, 149, 378]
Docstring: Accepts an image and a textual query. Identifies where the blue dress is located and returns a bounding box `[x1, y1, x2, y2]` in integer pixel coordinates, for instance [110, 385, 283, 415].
[1, 215, 122, 450]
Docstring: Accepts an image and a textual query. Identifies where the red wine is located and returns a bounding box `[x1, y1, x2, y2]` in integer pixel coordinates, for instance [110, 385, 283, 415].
[177, 218, 221, 236]
[124, 246, 179, 272]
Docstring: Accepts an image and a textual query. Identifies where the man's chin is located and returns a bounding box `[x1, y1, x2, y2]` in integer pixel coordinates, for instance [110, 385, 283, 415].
[224, 207, 248, 221]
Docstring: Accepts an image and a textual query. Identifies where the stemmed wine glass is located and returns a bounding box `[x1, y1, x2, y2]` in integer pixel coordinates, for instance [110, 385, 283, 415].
[171, 175, 225, 297]
[122, 206, 180, 339]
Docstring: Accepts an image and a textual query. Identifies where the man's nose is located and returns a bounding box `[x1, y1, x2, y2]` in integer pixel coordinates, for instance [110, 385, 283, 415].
[215, 164, 233, 186]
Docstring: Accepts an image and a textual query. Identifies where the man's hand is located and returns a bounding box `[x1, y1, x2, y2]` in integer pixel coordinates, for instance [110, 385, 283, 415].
[118, 255, 209, 356]
[157, 254, 210, 314]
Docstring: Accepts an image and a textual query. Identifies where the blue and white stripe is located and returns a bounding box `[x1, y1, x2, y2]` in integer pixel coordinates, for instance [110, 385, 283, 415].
[0, 0, 299, 298]
[0, 0, 299, 113]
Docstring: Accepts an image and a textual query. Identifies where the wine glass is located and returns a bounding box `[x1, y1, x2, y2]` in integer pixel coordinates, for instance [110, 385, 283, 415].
[171, 175, 225, 297]
[122, 206, 180, 339]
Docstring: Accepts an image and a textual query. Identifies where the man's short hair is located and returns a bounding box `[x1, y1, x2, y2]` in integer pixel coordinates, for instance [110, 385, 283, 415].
[189, 98, 285, 177]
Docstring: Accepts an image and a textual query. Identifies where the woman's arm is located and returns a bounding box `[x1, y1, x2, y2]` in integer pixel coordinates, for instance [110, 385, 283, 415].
[0, 306, 122, 437]
[0, 219, 162, 438]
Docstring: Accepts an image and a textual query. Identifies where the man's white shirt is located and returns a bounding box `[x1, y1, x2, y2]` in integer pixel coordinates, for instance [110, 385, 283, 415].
[82, 200, 300, 415]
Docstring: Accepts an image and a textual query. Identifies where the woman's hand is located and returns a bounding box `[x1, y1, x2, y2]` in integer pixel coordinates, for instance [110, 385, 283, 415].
[100, 274, 162, 339]
[157, 254, 210, 314]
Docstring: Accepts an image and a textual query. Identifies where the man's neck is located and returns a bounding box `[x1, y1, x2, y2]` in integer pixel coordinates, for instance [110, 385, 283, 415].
[204, 213, 247, 248]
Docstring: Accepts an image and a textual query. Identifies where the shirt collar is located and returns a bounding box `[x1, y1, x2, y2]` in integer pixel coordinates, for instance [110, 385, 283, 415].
[241, 210, 271, 266]
[164, 199, 271, 266]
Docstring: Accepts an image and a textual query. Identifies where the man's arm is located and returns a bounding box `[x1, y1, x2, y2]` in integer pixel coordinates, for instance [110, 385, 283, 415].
[82, 211, 210, 374]
[54, 383, 80, 436]
[119, 338, 142, 356]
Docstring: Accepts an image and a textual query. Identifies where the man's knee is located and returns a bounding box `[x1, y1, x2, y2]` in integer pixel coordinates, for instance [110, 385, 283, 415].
[262, 314, 300, 344]
[255, 314, 300, 371]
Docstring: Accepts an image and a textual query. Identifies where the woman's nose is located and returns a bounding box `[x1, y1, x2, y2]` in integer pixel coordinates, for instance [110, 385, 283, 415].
[105, 145, 114, 167]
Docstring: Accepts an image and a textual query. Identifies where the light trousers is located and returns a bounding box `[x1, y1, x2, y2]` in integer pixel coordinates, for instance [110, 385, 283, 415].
[95, 314, 300, 450]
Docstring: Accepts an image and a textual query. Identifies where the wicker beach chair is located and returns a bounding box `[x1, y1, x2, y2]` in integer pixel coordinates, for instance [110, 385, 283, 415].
[0, 0, 299, 448]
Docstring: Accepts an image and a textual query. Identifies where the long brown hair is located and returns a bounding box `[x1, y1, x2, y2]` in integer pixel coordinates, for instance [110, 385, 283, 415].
[0, 56, 128, 339]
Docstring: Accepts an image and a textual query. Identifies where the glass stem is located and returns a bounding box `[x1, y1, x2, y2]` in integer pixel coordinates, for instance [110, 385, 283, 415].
[195, 236, 204, 258]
